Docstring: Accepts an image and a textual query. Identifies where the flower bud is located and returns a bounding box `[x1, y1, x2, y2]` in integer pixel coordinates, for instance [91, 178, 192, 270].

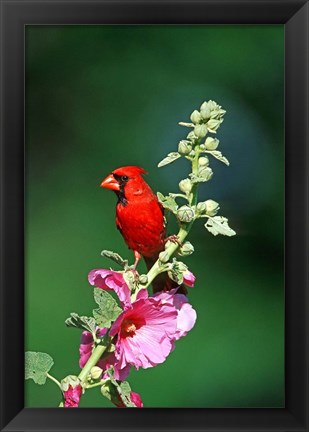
[196, 201, 207, 213]
[207, 118, 222, 132]
[200, 106, 211, 120]
[194, 124, 207, 139]
[183, 270, 196, 287]
[190, 110, 202, 124]
[205, 199, 220, 216]
[178, 140, 192, 155]
[179, 178, 192, 194]
[198, 156, 209, 167]
[199, 143, 206, 151]
[61, 375, 80, 392]
[177, 205, 195, 223]
[159, 251, 170, 263]
[187, 131, 198, 141]
[138, 274, 148, 285]
[204, 137, 219, 150]
[198, 166, 213, 181]
[178, 241, 194, 256]
[90, 366, 103, 380]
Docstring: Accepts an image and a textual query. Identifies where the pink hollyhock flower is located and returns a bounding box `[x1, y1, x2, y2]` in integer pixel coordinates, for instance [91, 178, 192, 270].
[88, 269, 131, 307]
[113, 391, 143, 408]
[152, 289, 197, 340]
[110, 297, 178, 370]
[64, 384, 82, 408]
[183, 270, 196, 287]
[79, 329, 130, 381]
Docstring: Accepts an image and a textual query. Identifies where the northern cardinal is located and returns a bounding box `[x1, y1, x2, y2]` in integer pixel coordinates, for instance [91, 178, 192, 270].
[101, 166, 186, 294]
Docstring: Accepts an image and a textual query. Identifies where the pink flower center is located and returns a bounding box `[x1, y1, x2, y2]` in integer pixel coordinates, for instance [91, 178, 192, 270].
[120, 314, 145, 338]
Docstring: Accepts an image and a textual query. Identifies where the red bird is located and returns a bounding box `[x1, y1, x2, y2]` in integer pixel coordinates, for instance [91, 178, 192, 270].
[101, 166, 186, 294]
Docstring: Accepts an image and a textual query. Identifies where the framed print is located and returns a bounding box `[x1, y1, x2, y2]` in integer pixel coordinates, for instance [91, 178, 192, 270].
[0, 0, 308, 431]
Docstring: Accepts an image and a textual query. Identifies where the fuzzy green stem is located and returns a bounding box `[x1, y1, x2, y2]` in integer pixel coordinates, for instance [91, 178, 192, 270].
[46, 373, 62, 392]
[84, 379, 108, 390]
[145, 144, 201, 289]
[78, 342, 109, 384]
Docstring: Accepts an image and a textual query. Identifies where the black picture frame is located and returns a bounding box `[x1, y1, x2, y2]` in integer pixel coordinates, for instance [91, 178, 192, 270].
[0, 0, 308, 431]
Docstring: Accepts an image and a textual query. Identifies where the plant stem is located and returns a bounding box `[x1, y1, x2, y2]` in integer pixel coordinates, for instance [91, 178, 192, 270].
[78, 343, 108, 383]
[84, 379, 107, 389]
[46, 373, 62, 392]
[144, 144, 201, 289]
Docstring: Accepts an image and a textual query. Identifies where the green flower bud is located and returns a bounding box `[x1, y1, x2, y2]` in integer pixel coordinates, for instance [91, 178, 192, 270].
[200, 107, 211, 120]
[198, 156, 209, 167]
[178, 140, 192, 155]
[204, 137, 219, 150]
[138, 274, 148, 285]
[188, 150, 195, 158]
[187, 131, 198, 141]
[210, 108, 226, 119]
[179, 178, 192, 194]
[61, 375, 80, 392]
[198, 166, 213, 181]
[194, 124, 208, 139]
[190, 110, 202, 124]
[205, 199, 220, 216]
[159, 251, 170, 263]
[196, 201, 207, 213]
[199, 143, 206, 151]
[207, 118, 223, 132]
[178, 241, 194, 256]
[90, 366, 103, 380]
[177, 205, 195, 223]
[176, 260, 188, 272]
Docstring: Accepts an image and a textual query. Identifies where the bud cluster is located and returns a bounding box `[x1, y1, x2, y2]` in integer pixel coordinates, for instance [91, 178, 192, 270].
[179, 100, 226, 139]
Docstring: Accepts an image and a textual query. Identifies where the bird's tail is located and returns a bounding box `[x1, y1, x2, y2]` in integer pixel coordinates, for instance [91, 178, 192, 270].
[144, 255, 188, 295]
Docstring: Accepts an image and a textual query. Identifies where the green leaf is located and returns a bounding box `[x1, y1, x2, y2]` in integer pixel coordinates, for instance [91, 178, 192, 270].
[205, 216, 236, 236]
[25, 351, 54, 385]
[205, 150, 230, 166]
[157, 192, 178, 214]
[65, 313, 96, 334]
[105, 368, 135, 407]
[101, 250, 128, 268]
[158, 152, 181, 168]
[93, 288, 122, 328]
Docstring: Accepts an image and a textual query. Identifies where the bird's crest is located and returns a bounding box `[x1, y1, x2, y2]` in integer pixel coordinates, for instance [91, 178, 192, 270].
[112, 166, 147, 178]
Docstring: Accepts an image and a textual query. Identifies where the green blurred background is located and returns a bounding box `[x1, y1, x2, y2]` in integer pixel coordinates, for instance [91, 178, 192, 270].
[25, 25, 284, 408]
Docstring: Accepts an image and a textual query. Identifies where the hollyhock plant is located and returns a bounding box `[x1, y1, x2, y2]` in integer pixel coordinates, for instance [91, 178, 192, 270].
[25, 100, 235, 408]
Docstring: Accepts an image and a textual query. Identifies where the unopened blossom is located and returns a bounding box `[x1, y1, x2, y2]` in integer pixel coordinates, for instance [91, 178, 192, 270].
[63, 384, 82, 408]
[114, 391, 144, 408]
[183, 270, 196, 287]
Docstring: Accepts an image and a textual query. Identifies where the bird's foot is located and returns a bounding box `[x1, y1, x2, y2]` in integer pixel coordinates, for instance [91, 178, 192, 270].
[128, 251, 141, 281]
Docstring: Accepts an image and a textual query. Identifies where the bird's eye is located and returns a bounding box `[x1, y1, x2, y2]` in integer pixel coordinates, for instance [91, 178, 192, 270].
[121, 175, 129, 182]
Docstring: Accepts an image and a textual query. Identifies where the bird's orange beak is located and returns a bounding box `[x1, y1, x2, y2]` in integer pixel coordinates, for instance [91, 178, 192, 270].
[100, 174, 120, 191]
